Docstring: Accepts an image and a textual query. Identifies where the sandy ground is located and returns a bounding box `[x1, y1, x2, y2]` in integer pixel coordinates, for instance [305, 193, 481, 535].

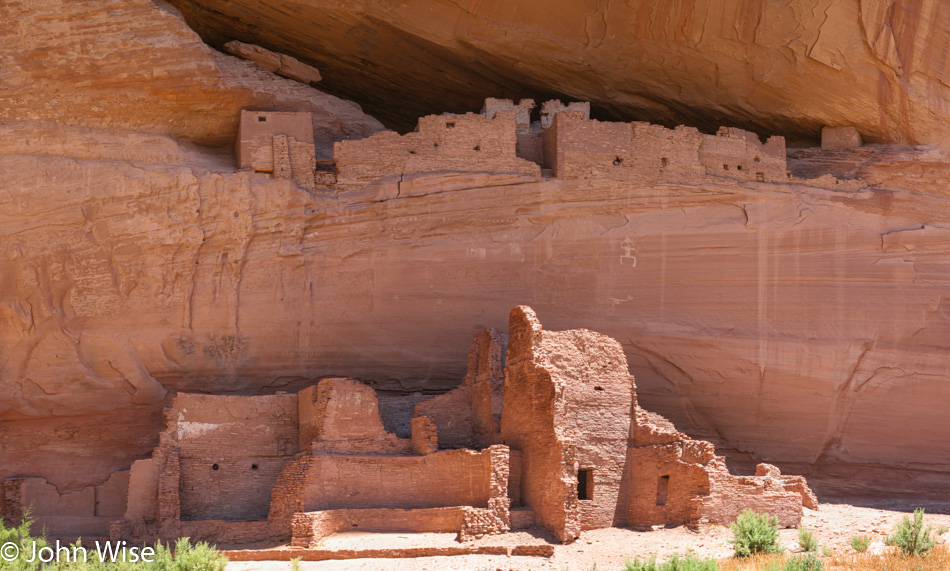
[226, 500, 950, 571]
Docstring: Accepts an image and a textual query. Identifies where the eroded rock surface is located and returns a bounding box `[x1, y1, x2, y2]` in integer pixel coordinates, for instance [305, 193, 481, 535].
[165, 0, 950, 147]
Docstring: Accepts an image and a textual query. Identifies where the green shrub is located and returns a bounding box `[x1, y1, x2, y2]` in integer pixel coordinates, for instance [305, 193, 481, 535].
[850, 534, 870, 552]
[623, 551, 719, 571]
[291, 556, 303, 571]
[886, 508, 936, 556]
[729, 509, 782, 557]
[938, 525, 949, 536]
[820, 546, 831, 557]
[797, 527, 817, 552]
[782, 553, 824, 571]
[0, 513, 227, 571]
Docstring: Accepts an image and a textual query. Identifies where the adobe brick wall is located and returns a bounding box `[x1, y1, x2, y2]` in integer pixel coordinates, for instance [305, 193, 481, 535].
[546, 111, 786, 185]
[481, 98, 535, 131]
[334, 111, 541, 185]
[500, 305, 633, 542]
[236, 110, 314, 171]
[296, 449, 493, 511]
[167, 393, 299, 522]
[627, 407, 811, 529]
[699, 127, 787, 183]
[300, 377, 410, 454]
[291, 508, 468, 547]
[411, 416, 439, 455]
[413, 328, 506, 450]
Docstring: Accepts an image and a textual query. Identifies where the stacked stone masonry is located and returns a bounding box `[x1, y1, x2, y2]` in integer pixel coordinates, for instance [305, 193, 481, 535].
[86, 306, 817, 549]
[236, 98, 808, 193]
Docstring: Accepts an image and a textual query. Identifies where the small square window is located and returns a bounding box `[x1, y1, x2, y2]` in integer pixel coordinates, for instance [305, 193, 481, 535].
[258, 116, 267, 122]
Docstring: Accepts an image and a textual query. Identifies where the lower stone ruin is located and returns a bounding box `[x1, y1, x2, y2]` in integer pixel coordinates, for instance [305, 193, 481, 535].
[3, 306, 816, 549]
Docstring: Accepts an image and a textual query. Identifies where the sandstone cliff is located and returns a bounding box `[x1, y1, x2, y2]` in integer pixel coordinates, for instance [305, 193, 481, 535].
[5, 0, 950, 511]
[164, 0, 950, 147]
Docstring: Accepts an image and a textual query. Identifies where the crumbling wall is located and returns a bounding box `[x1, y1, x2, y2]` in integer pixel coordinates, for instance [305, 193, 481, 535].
[300, 378, 410, 454]
[236, 110, 314, 170]
[540, 100, 589, 129]
[499, 306, 633, 542]
[236, 110, 317, 190]
[289, 445, 510, 546]
[170, 393, 299, 522]
[626, 408, 812, 529]
[334, 111, 541, 185]
[699, 127, 787, 183]
[481, 98, 535, 131]
[414, 328, 507, 449]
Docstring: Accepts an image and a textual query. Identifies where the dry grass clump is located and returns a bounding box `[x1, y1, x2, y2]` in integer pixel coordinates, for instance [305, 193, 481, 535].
[828, 541, 950, 570]
[718, 543, 950, 570]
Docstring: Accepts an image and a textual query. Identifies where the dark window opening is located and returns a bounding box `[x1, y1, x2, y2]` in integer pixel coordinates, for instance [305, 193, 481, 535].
[756, 172, 765, 182]
[433, 142, 439, 148]
[594, 386, 604, 391]
[446, 122, 455, 129]
[474, 145, 481, 151]
[212, 463, 219, 471]
[577, 468, 594, 500]
[258, 116, 266, 122]
[723, 164, 729, 170]
[656, 474, 670, 506]
[251, 464, 259, 471]
[660, 157, 669, 168]
[754, 156, 761, 163]
[409, 150, 416, 154]
[613, 157, 623, 166]
[736, 165, 743, 171]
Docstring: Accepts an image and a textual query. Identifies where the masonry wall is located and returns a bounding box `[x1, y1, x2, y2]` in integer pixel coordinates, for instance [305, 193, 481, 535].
[699, 127, 787, 183]
[414, 328, 507, 449]
[334, 111, 541, 185]
[547, 112, 787, 186]
[170, 393, 299, 522]
[236, 110, 314, 171]
[500, 306, 634, 542]
[626, 408, 809, 529]
[298, 448, 494, 511]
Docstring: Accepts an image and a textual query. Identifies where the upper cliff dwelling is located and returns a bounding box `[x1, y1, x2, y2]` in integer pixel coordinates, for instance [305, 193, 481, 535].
[7, 0, 950, 568]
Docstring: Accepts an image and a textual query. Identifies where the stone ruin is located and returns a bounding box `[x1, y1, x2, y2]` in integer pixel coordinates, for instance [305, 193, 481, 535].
[236, 98, 792, 192]
[235, 110, 318, 190]
[2, 306, 816, 547]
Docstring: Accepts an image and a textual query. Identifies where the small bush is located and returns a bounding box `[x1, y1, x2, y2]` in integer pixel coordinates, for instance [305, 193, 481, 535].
[797, 527, 817, 552]
[784, 553, 824, 571]
[623, 551, 719, 571]
[938, 525, 949, 536]
[820, 546, 831, 557]
[729, 509, 782, 557]
[291, 555, 303, 571]
[851, 535, 871, 552]
[886, 507, 936, 556]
